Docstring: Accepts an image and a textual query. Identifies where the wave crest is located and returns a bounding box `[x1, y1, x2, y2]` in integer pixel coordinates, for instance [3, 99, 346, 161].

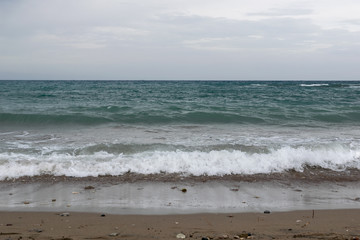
[0, 145, 359, 180]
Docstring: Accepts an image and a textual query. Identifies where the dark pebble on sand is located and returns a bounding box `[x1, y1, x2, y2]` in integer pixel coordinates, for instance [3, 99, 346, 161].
[101, 214, 106, 217]
[238, 233, 252, 238]
[84, 186, 95, 190]
[202, 237, 209, 240]
[181, 188, 187, 193]
[264, 210, 271, 214]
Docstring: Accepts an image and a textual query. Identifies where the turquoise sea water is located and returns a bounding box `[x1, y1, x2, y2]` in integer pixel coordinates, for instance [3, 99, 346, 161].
[0, 80, 360, 180]
[1, 81, 360, 126]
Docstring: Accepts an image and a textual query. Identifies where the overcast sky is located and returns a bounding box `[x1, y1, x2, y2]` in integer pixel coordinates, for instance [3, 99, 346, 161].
[1, 0, 360, 80]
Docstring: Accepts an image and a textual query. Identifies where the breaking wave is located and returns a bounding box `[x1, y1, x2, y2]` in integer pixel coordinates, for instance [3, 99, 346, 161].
[0, 145, 359, 180]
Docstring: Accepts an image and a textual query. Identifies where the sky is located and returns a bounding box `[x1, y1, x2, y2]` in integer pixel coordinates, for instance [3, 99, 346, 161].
[1, 0, 360, 80]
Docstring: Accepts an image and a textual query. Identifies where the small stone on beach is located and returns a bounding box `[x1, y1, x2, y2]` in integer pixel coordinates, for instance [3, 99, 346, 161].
[84, 186, 95, 190]
[23, 201, 30, 205]
[237, 233, 252, 238]
[60, 213, 70, 217]
[101, 214, 106, 217]
[176, 233, 186, 239]
[219, 234, 229, 239]
[264, 210, 271, 214]
[181, 188, 187, 193]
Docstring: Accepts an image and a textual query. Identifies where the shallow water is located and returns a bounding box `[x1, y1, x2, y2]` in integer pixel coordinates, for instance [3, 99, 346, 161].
[1, 80, 360, 180]
[1, 180, 360, 214]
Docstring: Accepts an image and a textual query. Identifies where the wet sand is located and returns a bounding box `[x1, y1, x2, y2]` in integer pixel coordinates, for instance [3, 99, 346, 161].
[1, 209, 360, 240]
[1, 177, 360, 239]
[1, 179, 360, 214]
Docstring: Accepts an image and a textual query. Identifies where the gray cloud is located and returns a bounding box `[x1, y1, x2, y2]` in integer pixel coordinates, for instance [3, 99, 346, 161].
[0, 0, 359, 80]
[247, 8, 313, 17]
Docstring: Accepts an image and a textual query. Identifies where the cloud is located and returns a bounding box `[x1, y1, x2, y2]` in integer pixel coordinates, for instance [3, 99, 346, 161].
[155, 15, 339, 54]
[247, 8, 313, 17]
[93, 26, 149, 37]
[1, 0, 360, 80]
[31, 26, 149, 50]
[32, 33, 106, 49]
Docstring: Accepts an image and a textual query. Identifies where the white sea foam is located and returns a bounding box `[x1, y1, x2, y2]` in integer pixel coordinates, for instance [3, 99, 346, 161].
[300, 83, 329, 87]
[349, 84, 360, 89]
[0, 145, 359, 180]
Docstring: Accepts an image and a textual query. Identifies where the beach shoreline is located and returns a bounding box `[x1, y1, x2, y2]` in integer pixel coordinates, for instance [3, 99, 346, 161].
[2, 168, 360, 184]
[1, 178, 360, 215]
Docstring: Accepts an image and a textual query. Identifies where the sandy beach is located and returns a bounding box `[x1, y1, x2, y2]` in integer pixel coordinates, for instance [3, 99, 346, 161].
[1, 209, 360, 240]
[1, 178, 360, 239]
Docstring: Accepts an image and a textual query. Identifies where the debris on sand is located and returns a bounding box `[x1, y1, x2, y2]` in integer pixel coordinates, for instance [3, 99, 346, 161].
[176, 233, 186, 239]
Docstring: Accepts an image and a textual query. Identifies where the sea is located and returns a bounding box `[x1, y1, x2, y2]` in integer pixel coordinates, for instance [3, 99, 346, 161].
[1, 80, 360, 181]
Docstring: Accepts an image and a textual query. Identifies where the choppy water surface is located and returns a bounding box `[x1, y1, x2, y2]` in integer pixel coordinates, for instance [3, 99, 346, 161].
[0, 80, 359, 180]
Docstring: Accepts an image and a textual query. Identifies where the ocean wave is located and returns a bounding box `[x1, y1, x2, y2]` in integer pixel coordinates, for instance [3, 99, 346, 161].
[0, 145, 359, 180]
[2, 81, 360, 126]
[349, 84, 360, 89]
[3, 110, 359, 126]
[0, 113, 111, 125]
[300, 83, 329, 87]
[0, 112, 268, 125]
